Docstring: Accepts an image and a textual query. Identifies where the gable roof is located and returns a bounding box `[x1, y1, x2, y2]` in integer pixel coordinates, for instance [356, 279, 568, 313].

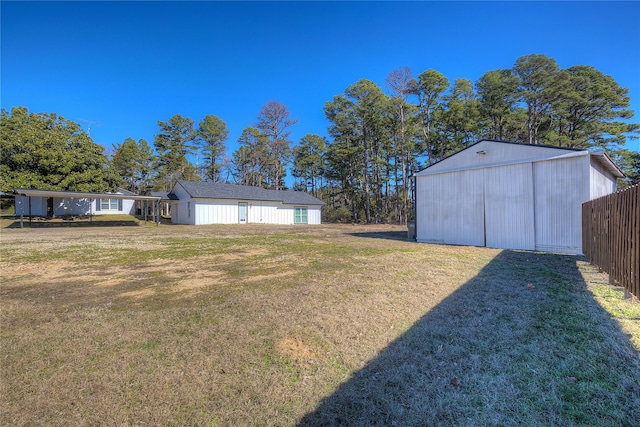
[172, 180, 325, 205]
[414, 139, 623, 178]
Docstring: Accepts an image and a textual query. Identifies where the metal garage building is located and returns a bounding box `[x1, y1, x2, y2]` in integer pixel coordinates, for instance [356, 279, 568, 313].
[413, 139, 624, 254]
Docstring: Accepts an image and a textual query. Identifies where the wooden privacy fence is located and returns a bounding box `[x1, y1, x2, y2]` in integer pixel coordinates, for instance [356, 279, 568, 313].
[582, 184, 639, 300]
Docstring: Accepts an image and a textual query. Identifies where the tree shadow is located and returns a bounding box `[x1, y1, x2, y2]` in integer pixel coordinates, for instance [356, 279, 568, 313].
[298, 250, 640, 426]
[349, 231, 410, 242]
[3, 219, 141, 228]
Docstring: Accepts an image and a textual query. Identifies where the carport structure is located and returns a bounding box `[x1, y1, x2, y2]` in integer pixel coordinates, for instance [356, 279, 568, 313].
[13, 188, 162, 228]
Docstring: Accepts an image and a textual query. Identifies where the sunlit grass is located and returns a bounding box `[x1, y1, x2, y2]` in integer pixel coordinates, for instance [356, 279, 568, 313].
[1, 224, 638, 426]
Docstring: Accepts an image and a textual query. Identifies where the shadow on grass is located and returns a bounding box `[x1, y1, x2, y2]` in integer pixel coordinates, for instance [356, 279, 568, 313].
[349, 231, 410, 242]
[298, 250, 640, 426]
[3, 219, 141, 228]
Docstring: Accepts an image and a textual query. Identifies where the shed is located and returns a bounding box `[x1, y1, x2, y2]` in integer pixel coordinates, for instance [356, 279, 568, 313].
[169, 180, 324, 225]
[413, 139, 624, 254]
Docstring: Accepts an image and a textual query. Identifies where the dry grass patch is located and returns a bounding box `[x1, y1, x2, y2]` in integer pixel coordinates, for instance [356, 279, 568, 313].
[1, 224, 638, 426]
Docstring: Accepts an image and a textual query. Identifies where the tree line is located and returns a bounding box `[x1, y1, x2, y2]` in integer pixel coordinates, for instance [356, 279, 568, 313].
[1, 54, 639, 224]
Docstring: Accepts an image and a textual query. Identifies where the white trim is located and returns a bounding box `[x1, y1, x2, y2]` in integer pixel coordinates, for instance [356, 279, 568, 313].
[414, 150, 589, 177]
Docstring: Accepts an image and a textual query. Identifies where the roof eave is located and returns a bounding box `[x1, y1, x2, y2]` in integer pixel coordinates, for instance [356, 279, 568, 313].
[13, 188, 161, 201]
[590, 151, 625, 178]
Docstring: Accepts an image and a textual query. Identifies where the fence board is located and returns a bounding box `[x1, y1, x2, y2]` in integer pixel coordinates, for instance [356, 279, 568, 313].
[582, 184, 639, 300]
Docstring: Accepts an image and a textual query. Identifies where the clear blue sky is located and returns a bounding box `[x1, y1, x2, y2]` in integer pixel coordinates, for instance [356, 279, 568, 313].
[3, 0, 640, 164]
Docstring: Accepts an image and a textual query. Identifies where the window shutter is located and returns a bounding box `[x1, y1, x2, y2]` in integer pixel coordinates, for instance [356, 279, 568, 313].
[96, 199, 101, 211]
[118, 199, 123, 211]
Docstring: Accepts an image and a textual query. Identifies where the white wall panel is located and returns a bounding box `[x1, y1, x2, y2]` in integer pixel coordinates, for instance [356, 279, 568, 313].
[484, 163, 535, 250]
[173, 201, 195, 225]
[590, 160, 617, 199]
[533, 157, 588, 254]
[15, 196, 46, 216]
[414, 141, 620, 254]
[415, 174, 445, 243]
[308, 207, 322, 225]
[183, 198, 322, 225]
[444, 169, 485, 246]
[416, 169, 484, 246]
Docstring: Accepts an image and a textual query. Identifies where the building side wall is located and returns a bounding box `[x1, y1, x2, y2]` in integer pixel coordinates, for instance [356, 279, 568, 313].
[533, 156, 588, 254]
[307, 207, 322, 225]
[248, 201, 287, 225]
[416, 156, 589, 254]
[589, 160, 617, 199]
[15, 196, 46, 216]
[182, 198, 322, 225]
[15, 196, 135, 216]
[92, 198, 136, 215]
[172, 183, 192, 201]
[171, 201, 195, 225]
[415, 173, 446, 243]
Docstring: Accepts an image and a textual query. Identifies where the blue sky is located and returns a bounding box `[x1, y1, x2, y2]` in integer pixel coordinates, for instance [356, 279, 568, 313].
[3, 0, 640, 165]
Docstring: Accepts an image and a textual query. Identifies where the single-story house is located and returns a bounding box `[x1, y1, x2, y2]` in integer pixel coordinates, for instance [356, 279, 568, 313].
[413, 139, 624, 254]
[169, 180, 324, 225]
[13, 188, 160, 218]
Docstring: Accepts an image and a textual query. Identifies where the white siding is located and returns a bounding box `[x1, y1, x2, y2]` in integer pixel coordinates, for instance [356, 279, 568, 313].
[414, 141, 622, 255]
[170, 183, 195, 225]
[92, 198, 136, 215]
[415, 174, 443, 243]
[533, 157, 588, 254]
[416, 169, 485, 246]
[172, 183, 191, 201]
[590, 160, 617, 199]
[307, 207, 322, 225]
[173, 197, 322, 225]
[172, 201, 195, 225]
[249, 201, 289, 224]
[484, 163, 535, 250]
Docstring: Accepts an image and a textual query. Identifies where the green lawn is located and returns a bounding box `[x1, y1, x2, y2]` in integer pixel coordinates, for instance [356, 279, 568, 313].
[1, 224, 638, 426]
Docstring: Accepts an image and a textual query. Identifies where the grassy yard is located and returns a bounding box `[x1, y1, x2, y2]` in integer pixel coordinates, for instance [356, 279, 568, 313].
[1, 224, 638, 426]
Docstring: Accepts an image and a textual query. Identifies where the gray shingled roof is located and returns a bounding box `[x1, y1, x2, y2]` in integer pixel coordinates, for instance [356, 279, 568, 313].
[151, 191, 179, 200]
[172, 180, 324, 205]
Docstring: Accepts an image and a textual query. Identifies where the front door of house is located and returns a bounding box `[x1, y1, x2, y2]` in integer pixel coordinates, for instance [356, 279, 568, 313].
[238, 202, 247, 224]
[47, 197, 54, 218]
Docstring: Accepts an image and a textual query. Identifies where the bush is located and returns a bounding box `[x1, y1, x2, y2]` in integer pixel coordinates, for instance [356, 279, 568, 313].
[322, 206, 353, 223]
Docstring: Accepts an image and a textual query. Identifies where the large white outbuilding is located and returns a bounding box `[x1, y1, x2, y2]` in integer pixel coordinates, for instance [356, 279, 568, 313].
[169, 180, 324, 225]
[413, 139, 624, 254]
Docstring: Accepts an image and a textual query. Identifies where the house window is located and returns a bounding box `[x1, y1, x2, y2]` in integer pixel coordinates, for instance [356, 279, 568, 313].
[294, 207, 308, 224]
[101, 198, 119, 210]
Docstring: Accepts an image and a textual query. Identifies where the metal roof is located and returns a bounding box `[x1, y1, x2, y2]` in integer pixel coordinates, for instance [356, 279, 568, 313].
[13, 188, 161, 201]
[589, 151, 625, 178]
[172, 180, 325, 205]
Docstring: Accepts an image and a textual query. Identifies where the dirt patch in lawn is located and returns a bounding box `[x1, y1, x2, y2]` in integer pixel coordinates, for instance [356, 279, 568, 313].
[275, 337, 319, 368]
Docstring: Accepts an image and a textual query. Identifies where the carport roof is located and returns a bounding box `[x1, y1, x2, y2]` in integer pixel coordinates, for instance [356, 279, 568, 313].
[13, 188, 161, 201]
